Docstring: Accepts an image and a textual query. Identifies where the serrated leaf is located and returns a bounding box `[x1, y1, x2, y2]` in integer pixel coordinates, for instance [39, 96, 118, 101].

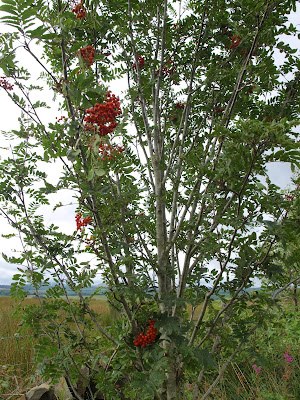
[21, 8, 35, 20]
[23, 22, 36, 30]
[1, 0, 17, 5]
[43, 151, 49, 161]
[0, 16, 20, 23]
[28, 25, 48, 38]
[22, 0, 36, 7]
[0, 5, 18, 14]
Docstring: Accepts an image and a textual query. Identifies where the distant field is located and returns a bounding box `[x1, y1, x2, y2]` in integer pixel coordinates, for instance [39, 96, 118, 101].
[24, 294, 108, 300]
[0, 288, 10, 297]
[0, 284, 108, 298]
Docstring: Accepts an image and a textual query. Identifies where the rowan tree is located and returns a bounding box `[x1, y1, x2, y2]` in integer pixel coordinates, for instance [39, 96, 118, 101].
[0, 0, 299, 399]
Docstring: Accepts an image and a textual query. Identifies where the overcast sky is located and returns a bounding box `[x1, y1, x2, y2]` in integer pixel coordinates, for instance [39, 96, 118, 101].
[0, 5, 299, 285]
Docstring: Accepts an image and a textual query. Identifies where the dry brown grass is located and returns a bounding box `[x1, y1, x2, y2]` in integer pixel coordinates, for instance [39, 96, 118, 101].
[0, 296, 112, 397]
[0, 297, 38, 397]
[186, 303, 203, 319]
[0, 298, 37, 365]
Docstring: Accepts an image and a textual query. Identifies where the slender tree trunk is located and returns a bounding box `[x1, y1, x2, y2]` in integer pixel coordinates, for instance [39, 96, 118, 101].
[292, 282, 298, 311]
[152, 135, 178, 399]
[166, 353, 178, 400]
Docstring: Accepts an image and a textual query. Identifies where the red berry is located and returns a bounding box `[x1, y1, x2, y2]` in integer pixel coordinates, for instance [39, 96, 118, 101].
[72, 2, 86, 20]
[75, 213, 92, 231]
[133, 320, 157, 347]
[0, 76, 14, 91]
[175, 102, 184, 109]
[230, 36, 241, 49]
[78, 46, 95, 68]
[133, 55, 145, 69]
[84, 92, 122, 136]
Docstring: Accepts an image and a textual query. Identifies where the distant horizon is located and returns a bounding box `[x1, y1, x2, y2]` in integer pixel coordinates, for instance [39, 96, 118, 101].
[0, 283, 262, 299]
[0, 282, 261, 289]
[0, 281, 107, 287]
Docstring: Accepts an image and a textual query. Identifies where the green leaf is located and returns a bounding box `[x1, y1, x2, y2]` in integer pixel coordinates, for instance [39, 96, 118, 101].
[94, 168, 106, 177]
[0, 5, 18, 14]
[43, 151, 49, 162]
[87, 169, 95, 181]
[1, 0, 17, 5]
[263, 220, 280, 233]
[66, 148, 80, 162]
[28, 25, 48, 38]
[256, 182, 266, 190]
[21, 8, 35, 21]
[0, 16, 20, 23]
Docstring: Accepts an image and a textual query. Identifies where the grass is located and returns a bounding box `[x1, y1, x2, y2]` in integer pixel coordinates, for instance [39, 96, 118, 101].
[192, 300, 300, 400]
[0, 296, 201, 398]
[0, 296, 112, 397]
[0, 297, 38, 397]
[1, 296, 299, 399]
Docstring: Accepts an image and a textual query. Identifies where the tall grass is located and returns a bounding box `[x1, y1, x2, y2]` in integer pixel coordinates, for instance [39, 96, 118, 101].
[1, 296, 298, 399]
[0, 296, 112, 397]
[0, 297, 38, 397]
[192, 300, 300, 400]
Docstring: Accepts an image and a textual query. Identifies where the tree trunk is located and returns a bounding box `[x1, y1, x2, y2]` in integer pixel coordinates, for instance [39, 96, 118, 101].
[292, 282, 298, 311]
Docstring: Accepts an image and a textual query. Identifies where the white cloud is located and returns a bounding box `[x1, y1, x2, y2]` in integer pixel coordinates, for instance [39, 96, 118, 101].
[0, 260, 21, 284]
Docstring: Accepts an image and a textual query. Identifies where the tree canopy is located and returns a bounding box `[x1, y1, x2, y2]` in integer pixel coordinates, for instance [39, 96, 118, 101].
[0, 0, 299, 399]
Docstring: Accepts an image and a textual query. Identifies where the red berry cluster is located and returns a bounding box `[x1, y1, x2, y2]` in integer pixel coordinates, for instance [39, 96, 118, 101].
[133, 55, 145, 69]
[78, 45, 95, 68]
[230, 36, 241, 49]
[84, 91, 122, 136]
[248, 84, 256, 94]
[72, 2, 86, 19]
[55, 115, 67, 123]
[0, 76, 14, 91]
[216, 106, 225, 113]
[162, 59, 175, 76]
[133, 320, 157, 347]
[97, 141, 125, 161]
[285, 194, 294, 201]
[75, 213, 92, 231]
[175, 102, 185, 109]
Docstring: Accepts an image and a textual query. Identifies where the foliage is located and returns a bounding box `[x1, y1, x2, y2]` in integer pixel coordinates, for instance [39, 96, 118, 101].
[206, 300, 300, 400]
[0, 0, 299, 399]
[260, 174, 300, 309]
